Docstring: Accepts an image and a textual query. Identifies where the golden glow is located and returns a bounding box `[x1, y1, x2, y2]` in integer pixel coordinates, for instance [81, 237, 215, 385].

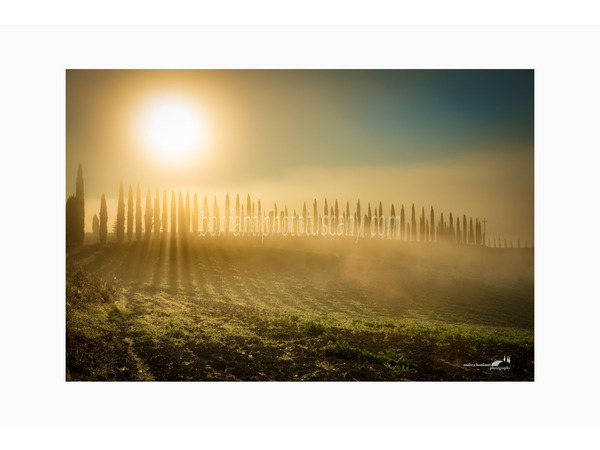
[136, 96, 207, 163]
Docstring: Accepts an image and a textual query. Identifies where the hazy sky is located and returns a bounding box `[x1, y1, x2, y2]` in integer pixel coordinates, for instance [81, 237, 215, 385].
[66, 69, 533, 242]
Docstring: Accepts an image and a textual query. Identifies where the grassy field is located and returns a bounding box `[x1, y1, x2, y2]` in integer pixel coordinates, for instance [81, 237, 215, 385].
[66, 234, 534, 381]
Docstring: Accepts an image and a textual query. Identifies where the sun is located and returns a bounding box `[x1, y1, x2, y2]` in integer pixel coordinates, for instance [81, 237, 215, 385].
[136, 96, 207, 163]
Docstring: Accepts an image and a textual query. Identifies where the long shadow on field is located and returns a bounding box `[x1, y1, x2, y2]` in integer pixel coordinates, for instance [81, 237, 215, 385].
[152, 235, 168, 285]
[168, 235, 179, 287]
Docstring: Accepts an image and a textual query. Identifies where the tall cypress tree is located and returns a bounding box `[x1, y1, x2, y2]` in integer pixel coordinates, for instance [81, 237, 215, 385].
[335, 200, 340, 230]
[135, 184, 142, 240]
[154, 188, 161, 238]
[171, 191, 176, 234]
[99, 194, 107, 244]
[258, 200, 262, 233]
[234, 194, 240, 235]
[203, 195, 209, 234]
[92, 213, 99, 237]
[390, 204, 396, 238]
[345, 201, 350, 236]
[162, 191, 168, 235]
[185, 193, 191, 235]
[224, 193, 230, 236]
[469, 218, 474, 244]
[247, 194, 252, 235]
[75, 163, 85, 245]
[179, 193, 186, 235]
[117, 181, 125, 243]
[356, 200, 361, 236]
[420, 207, 425, 242]
[400, 205, 405, 241]
[127, 185, 133, 242]
[213, 196, 219, 235]
[144, 187, 153, 240]
[430, 207, 435, 242]
[313, 199, 318, 234]
[463, 215, 467, 245]
[193, 193, 199, 234]
[411, 204, 416, 241]
[66, 196, 76, 247]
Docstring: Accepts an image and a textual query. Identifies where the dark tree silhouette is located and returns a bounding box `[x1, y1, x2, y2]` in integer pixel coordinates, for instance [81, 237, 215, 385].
[99, 194, 107, 244]
[356, 200, 361, 235]
[116, 181, 125, 243]
[367, 202, 372, 236]
[482, 219, 486, 246]
[171, 192, 176, 234]
[213, 196, 219, 235]
[185, 193, 191, 235]
[92, 213, 99, 237]
[193, 193, 199, 235]
[234, 194, 240, 235]
[345, 201, 350, 236]
[224, 193, 230, 236]
[179, 193, 186, 235]
[75, 164, 85, 245]
[247, 194, 252, 235]
[162, 191, 168, 235]
[135, 184, 142, 241]
[144, 187, 153, 240]
[66, 164, 85, 247]
[426, 219, 430, 243]
[302, 202, 308, 234]
[456, 218, 462, 244]
[66, 196, 77, 247]
[241, 205, 245, 234]
[127, 185, 133, 242]
[430, 207, 435, 242]
[313, 199, 318, 234]
[154, 188, 161, 238]
[390, 204, 396, 238]
[462, 215, 467, 245]
[449, 212, 454, 243]
[400, 205, 405, 241]
[469, 218, 474, 244]
[335, 200, 340, 230]
[258, 200, 263, 233]
[203, 195, 209, 234]
[411, 204, 416, 241]
[419, 207, 425, 242]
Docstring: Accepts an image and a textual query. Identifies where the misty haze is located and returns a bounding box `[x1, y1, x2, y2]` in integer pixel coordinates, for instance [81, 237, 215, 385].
[66, 69, 534, 381]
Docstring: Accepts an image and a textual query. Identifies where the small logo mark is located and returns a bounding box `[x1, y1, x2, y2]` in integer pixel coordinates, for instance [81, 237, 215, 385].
[490, 355, 511, 371]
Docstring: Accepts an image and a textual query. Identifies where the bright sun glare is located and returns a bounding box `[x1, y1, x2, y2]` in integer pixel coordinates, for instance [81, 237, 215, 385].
[137, 96, 207, 163]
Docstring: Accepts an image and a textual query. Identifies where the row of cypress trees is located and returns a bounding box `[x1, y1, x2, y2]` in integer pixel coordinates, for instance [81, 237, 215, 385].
[92, 182, 492, 246]
[68, 166, 527, 248]
[65, 164, 85, 247]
